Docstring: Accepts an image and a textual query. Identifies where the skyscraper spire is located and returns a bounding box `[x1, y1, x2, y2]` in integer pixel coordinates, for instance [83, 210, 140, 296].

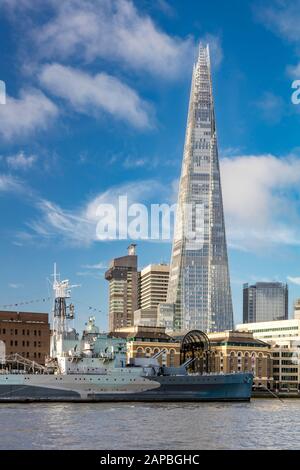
[166, 43, 233, 333]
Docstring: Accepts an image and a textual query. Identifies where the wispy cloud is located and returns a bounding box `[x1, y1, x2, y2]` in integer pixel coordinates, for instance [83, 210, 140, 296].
[39, 63, 152, 129]
[82, 262, 107, 270]
[6, 151, 38, 170]
[255, 0, 300, 78]
[3, 0, 194, 80]
[28, 179, 176, 245]
[8, 283, 24, 289]
[0, 88, 58, 140]
[255, 91, 285, 124]
[287, 276, 300, 286]
[201, 33, 223, 69]
[0, 174, 24, 193]
[31, 0, 194, 80]
[255, 0, 300, 44]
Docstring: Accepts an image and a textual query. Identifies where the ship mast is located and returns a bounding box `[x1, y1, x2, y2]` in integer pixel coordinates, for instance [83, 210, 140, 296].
[52, 263, 79, 337]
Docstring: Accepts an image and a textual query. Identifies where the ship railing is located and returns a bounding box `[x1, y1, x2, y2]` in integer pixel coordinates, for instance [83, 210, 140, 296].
[1, 353, 49, 374]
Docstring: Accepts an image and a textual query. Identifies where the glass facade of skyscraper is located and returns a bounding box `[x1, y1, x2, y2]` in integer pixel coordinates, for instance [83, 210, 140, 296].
[166, 44, 233, 333]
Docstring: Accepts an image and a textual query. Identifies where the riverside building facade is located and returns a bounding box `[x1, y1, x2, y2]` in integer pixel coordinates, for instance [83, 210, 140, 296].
[208, 331, 273, 389]
[236, 319, 300, 391]
[0, 311, 50, 364]
[162, 44, 233, 333]
[113, 325, 181, 367]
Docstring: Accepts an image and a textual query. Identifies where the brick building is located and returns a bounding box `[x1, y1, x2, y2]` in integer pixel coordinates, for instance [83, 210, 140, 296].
[0, 311, 50, 365]
[208, 330, 273, 388]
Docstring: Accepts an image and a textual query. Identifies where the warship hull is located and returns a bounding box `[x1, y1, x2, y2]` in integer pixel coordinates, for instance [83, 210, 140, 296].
[0, 372, 253, 402]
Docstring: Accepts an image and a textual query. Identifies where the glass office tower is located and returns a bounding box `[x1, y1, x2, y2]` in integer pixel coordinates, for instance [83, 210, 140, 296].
[166, 44, 233, 333]
[243, 282, 288, 323]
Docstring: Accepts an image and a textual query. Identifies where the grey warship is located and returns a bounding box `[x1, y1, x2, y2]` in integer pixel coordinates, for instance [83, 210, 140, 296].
[0, 267, 253, 402]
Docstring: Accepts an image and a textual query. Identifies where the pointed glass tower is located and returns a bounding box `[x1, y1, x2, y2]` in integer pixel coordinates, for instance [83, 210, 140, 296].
[166, 44, 233, 333]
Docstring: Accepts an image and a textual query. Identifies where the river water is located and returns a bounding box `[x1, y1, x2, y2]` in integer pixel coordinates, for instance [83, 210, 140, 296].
[0, 399, 299, 449]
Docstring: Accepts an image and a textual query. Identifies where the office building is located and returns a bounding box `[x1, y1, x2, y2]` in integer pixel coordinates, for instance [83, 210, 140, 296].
[236, 319, 300, 343]
[237, 319, 300, 391]
[105, 244, 139, 332]
[134, 264, 169, 327]
[165, 44, 233, 333]
[140, 264, 169, 310]
[294, 299, 300, 320]
[0, 311, 50, 364]
[243, 282, 288, 323]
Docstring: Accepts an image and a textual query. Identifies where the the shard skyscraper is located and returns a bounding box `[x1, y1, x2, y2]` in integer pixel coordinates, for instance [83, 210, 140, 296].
[165, 44, 233, 333]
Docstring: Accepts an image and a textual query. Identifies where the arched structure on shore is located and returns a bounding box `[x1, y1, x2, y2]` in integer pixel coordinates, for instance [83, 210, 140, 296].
[173, 330, 211, 373]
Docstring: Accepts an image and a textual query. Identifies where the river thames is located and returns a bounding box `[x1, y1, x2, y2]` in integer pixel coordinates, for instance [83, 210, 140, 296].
[0, 399, 299, 449]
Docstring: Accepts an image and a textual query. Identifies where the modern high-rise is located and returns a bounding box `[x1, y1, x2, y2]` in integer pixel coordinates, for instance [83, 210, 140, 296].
[243, 282, 288, 324]
[140, 264, 169, 310]
[134, 264, 170, 327]
[105, 244, 139, 332]
[165, 44, 233, 333]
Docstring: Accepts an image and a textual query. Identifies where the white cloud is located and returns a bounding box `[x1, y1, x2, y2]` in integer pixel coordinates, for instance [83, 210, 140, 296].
[39, 63, 152, 128]
[201, 34, 223, 68]
[255, 0, 300, 78]
[17, 153, 300, 252]
[82, 262, 106, 270]
[220, 154, 300, 251]
[8, 283, 24, 289]
[286, 62, 300, 78]
[287, 276, 300, 286]
[32, 0, 193, 79]
[0, 174, 23, 193]
[0, 88, 58, 140]
[6, 151, 37, 170]
[255, 0, 300, 44]
[28, 179, 174, 245]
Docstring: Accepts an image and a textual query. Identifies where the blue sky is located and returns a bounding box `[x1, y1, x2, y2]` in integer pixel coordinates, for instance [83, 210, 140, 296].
[1, 0, 300, 331]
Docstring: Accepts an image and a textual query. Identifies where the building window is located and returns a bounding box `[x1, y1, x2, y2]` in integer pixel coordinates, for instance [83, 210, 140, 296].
[145, 348, 151, 358]
[169, 349, 176, 367]
[136, 347, 143, 358]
